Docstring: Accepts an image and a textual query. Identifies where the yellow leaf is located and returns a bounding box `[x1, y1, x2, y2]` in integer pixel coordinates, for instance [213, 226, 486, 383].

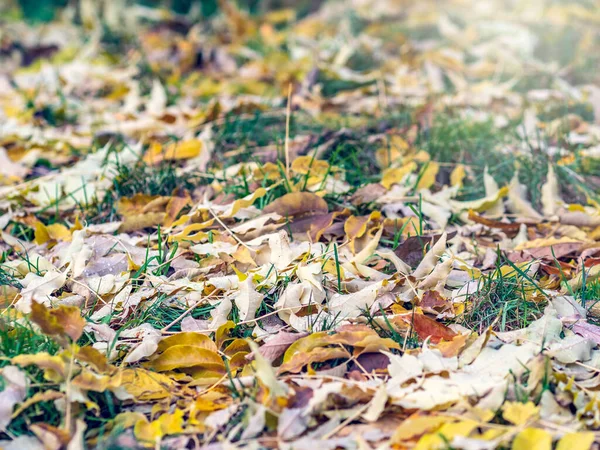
[190, 390, 231, 421]
[127, 254, 141, 271]
[34, 222, 51, 245]
[392, 414, 454, 442]
[170, 213, 192, 228]
[144, 139, 203, 165]
[156, 333, 218, 354]
[222, 339, 251, 357]
[282, 332, 330, 363]
[232, 245, 256, 266]
[322, 258, 345, 278]
[134, 409, 184, 444]
[223, 187, 268, 218]
[567, 204, 586, 212]
[512, 428, 552, 450]
[556, 432, 595, 450]
[12, 353, 67, 382]
[416, 161, 439, 190]
[450, 164, 466, 187]
[451, 186, 509, 213]
[215, 321, 236, 349]
[171, 220, 215, 242]
[185, 368, 228, 382]
[11, 390, 64, 419]
[47, 223, 71, 241]
[291, 156, 329, 177]
[146, 345, 225, 373]
[72, 371, 120, 392]
[415, 420, 479, 450]
[376, 135, 410, 167]
[134, 419, 162, 445]
[381, 162, 417, 189]
[253, 162, 280, 181]
[502, 401, 539, 425]
[116, 369, 175, 401]
[344, 212, 382, 254]
[70, 215, 84, 233]
[112, 412, 147, 430]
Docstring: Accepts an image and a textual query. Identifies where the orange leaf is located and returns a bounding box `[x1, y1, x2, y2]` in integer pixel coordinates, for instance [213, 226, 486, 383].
[405, 314, 457, 344]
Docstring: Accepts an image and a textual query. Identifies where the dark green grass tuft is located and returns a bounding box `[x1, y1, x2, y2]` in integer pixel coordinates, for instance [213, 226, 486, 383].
[458, 255, 547, 333]
[0, 314, 62, 437]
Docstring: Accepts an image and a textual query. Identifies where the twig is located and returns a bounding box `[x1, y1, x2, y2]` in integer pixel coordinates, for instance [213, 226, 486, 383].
[69, 277, 108, 305]
[284, 82, 292, 179]
[207, 205, 252, 251]
[321, 402, 371, 440]
[160, 305, 301, 335]
[64, 347, 76, 434]
[160, 291, 216, 332]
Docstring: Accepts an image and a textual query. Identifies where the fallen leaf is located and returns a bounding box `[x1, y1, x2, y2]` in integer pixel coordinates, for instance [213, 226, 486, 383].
[263, 192, 328, 217]
[30, 302, 86, 343]
[511, 428, 552, 450]
[257, 331, 308, 363]
[0, 366, 27, 430]
[502, 401, 539, 425]
[146, 346, 225, 373]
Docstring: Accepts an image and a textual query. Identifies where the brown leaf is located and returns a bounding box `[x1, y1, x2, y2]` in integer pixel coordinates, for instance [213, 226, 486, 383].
[394, 233, 451, 267]
[278, 346, 350, 374]
[420, 290, 451, 314]
[523, 242, 583, 260]
[263, 192, 328, 217]
[329, 325, 401, 354]
[256, 331, 308, 363]
[468, 210, 521, 233]
[30, 302, 86, 342]
[163, 195, 190, 227]
[288, 212, 336, 241]
[118, 212, 166, 233]
[351, 353, 390, 373]
[350, 183, 386, 205]
[572, 321, 600, 344]
[401, 314, 457, 344]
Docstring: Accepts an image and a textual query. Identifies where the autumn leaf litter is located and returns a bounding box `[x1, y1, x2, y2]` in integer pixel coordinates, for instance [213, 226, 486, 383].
[1, 0, 600, 449]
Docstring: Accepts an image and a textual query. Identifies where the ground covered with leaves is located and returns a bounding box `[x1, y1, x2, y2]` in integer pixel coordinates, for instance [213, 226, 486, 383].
[1, 0, 600, 448]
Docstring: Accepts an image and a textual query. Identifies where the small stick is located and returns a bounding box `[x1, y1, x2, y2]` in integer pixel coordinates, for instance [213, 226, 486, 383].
[321, 402, 371, 440]
[284, 82, 292, 179]
[64, 347, 76, 434]
[207, 205, 252, 250]
[161, 291, 216, 332]
[160, 305, 300, 335]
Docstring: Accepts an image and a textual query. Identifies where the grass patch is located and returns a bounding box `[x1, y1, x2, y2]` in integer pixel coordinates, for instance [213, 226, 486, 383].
[0, 314, 62, 438]
[578, 279, 600, 324]
[459, 256, 547, 333]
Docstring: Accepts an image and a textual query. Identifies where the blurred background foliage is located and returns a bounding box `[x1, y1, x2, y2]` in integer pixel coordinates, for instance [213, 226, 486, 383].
[3, 0, 306, 22]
